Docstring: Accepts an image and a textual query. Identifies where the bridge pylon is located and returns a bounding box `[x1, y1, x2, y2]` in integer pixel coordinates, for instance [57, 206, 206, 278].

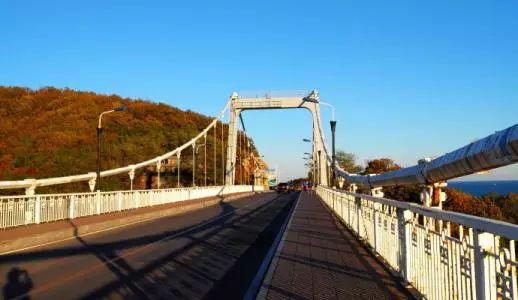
[224, 90, 329, 186]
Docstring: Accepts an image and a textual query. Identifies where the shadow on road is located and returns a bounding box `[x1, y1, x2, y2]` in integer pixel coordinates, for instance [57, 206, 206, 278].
[0, 192, 293, 299]
[3, 267, 33, 300]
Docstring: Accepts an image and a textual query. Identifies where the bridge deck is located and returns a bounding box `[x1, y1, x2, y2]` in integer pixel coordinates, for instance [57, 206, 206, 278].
[258, 191, 414, 300]
[0, 192, 296, 299]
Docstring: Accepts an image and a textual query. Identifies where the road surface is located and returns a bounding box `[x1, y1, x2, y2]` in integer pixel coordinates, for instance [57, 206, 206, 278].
[0, 191, 297, 300]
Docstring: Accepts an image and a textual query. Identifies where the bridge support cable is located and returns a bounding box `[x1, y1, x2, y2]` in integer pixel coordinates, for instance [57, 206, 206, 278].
[239, 113, 248, 185]
[156, 160, 161, 189]
[237, 130, 241, 184]
[204, 133, 207, 186]
[192, 142, 196, 187]
[129, 168, 135, 191]
[214, 121, 217, 186]
[241, 132, 244, 184]
[221, 119, 225, 185]
[245, 133, 249, 185]
[0, 94, 234, 193]
[177, 151, 181, 187]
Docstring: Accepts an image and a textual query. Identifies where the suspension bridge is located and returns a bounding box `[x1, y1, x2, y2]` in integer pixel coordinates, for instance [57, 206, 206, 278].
[0, 90, 517, 300]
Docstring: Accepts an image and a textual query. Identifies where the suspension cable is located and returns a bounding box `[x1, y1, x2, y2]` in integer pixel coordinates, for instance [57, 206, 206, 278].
[192, 142, 195, 187]
[204, 133, 207, 186]
[245, 133, 249, 185]
[214, 122, 217, 186]
[221, 118, 225, 185]
[177, 151, 181, 187]
[238, 129, 241, 184]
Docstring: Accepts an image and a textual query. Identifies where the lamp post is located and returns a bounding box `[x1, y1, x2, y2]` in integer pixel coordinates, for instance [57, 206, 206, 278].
[195, 141, 212, 186]
[330, 119, 337, 187]
[302, 97, 337, 187]
[302, 138, 317, 185]
[96, 105, 128, 191]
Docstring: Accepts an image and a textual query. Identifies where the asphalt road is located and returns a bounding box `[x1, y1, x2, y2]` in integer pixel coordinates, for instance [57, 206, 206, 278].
[0, 191, 298, 300]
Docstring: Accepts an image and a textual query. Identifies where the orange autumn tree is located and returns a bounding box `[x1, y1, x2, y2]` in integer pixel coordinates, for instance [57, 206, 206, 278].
[0, 86, 256, 193]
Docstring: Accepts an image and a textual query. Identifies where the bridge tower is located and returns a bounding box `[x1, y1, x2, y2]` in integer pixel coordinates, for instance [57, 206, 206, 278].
[224, 90, 329, 186]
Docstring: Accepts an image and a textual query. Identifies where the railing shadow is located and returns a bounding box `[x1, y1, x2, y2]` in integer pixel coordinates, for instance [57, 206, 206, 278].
[0, 192, 279, 299]
[69, 221, 148, 298]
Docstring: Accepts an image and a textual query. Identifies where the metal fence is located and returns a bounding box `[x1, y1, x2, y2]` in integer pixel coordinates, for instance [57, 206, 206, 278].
[317, 186, 518, 300]
[0, 185, 262, 229]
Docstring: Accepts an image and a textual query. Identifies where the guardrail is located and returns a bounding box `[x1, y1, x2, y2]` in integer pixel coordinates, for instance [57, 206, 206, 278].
[317, 186, 518, 300]
[0, 185, 263, 229]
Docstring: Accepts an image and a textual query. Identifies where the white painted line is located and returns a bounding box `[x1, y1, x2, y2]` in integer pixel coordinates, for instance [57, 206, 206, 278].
[243, 192, 300, 300]
[0, 194, 264, 256]
[11, 194, 279, 298]
[255, 191, 303, 300]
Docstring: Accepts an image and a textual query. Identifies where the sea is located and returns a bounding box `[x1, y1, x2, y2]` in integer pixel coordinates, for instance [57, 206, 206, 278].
[448, 180, 518, 197]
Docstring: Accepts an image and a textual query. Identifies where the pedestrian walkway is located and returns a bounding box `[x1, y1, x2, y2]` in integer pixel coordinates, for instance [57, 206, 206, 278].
[258, 191, 414, 300]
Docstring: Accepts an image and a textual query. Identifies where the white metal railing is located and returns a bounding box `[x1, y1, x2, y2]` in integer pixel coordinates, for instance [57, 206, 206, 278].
[0, 185, 263, 229]
[317, 186, 518, 300]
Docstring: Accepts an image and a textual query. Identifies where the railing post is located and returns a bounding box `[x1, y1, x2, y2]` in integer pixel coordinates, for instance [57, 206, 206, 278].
[35, 196, 41, 224]
[96, 190, 101, 215]
[69, 195, 75, 219]
[117, 192, 122, 211]
[347, 194, 352, 226]
[473, 231, 494, 300]
[355, 195, 362, 237]
[373, 202, 381, 252]
[397, 208, 413, 283]
[329, 191, 336, 214]
[371, 187, 384, 198]
[135, 192, 140, 209]
[340, 194, 344, 221]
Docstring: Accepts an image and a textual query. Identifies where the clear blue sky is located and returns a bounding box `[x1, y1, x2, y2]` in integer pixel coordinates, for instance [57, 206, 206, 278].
[1, 1, 517, 181]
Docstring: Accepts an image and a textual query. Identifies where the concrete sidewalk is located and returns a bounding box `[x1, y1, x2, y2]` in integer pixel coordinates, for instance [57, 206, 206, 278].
[0, 191, 256, 254]
[258, 191, 414, 300]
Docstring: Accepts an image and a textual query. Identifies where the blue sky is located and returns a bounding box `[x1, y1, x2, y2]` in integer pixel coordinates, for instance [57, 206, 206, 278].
[1, 0, 517, 181]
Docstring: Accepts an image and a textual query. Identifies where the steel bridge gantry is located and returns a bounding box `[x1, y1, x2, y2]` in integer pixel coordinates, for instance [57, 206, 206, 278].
[224, 90, 329, 186]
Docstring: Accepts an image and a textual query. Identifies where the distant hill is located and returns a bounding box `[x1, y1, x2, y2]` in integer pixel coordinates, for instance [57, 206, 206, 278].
[0, 86, 255, 192]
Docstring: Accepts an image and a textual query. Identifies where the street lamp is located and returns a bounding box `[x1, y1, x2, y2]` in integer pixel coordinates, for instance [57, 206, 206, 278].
[194, 141, 212, 186]
[302, 139, 317, 185]
[303, 97, 337, 187]
[96, 105, 128, 190]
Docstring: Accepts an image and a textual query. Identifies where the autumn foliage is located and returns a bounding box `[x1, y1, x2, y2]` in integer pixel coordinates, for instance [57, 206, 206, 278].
[335, 154, 516, 224]
[0, 86, 255, 193]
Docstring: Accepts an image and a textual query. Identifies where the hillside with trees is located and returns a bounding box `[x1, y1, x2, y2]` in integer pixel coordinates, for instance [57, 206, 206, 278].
[0, 86, 257, 193]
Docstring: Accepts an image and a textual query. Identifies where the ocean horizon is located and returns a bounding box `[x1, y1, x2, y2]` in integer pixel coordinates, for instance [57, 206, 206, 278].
[448, 180, 518, 197]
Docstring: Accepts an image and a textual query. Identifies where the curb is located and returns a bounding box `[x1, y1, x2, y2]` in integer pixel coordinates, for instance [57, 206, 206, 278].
[254, 191, 303, 300]
[0, 192, 256, 255]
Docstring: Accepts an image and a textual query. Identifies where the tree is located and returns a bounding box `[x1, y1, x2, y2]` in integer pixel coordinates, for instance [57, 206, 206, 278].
[364, 158, 401, 174]
[443, 188, 505, 221]
[362, 158, 416, 202]
[0, 86, 258, 193]
[335, 150, 362, 173]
